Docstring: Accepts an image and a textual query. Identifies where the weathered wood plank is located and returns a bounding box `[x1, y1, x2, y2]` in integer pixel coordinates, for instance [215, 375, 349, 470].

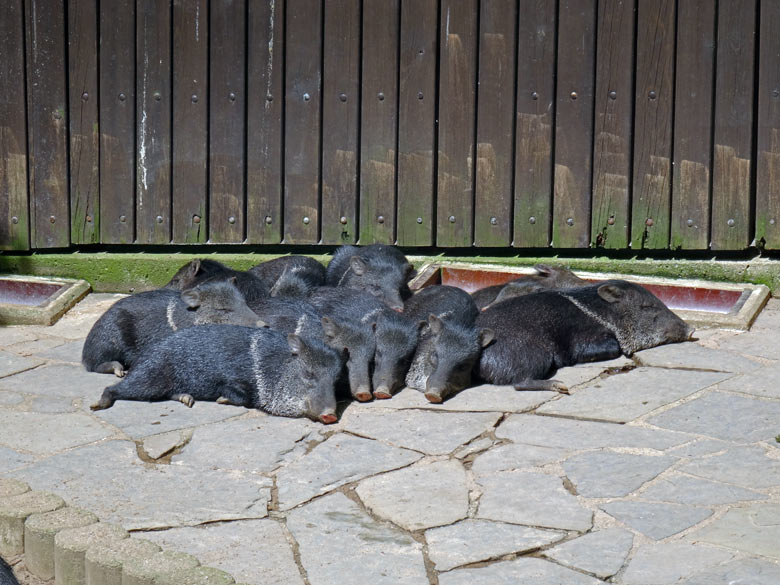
[136, 0, 171, 244]
[284, 0, 321, 244]
[590, 0, 634, 249]
[711, 0, 756, 250]
[630, 0, 676, 250]
[755, 0, 780, 250]
[397, 0, 437, 246]
[474, 0, 516, 247]
[670, 0, 716, 250]
[553, 0, 596, 248]
[247, 0, 285, 244]
[209, 0, 246, 243]
[0, 0, 30, 250]
[68, 0, 99, 244]
[513, 0, 555, 248]
[172, 0, 208, 243]
[359, 0, 399, 244]
[321, 0, 359, 245]
[99, 0, 135, 243]
[437, 0, 478, 247]
[26, 0, 70, 248]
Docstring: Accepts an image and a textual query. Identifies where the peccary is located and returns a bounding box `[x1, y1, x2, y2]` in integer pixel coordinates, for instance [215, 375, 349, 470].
[309, 287, 418, 399]
[164, 258, 269, 303]
[476, 280, 695, 393]
[0, 557, 19, 585]
[471, 264, 588, 310]
[82, 279, 262, 377]
[249, 255, 326, 298]
[90, 325, 342, 423]
[250, 296, 376, 402]
[325, 244, 414, 310]
[404, 285, 494, 403]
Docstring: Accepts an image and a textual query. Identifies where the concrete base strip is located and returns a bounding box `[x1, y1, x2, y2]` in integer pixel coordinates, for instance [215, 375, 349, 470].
[0, 490, 65, 557]
[122, 551, 200, 585]
[54, 523, 129, 585]
[24, 507, 99, 580]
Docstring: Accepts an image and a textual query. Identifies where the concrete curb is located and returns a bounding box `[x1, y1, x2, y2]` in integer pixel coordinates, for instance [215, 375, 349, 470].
[0, 477, 242, 585]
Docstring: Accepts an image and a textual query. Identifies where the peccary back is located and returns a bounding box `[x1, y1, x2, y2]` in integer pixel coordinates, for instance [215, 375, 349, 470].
[476, 280, 694, 392]
[404, 286, 493, 402]
[325, 244, 413, 310]
[0, 557, 19, 585]
[249, 256, 326, 298]
[82, 280, 261, 376]
[471, 264, 588, 310]
[90, 325, 342, 423]
[165, 258, 269, 303]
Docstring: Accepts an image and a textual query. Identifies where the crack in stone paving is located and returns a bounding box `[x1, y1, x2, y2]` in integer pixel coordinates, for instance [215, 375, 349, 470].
[279, 516, 312, 585]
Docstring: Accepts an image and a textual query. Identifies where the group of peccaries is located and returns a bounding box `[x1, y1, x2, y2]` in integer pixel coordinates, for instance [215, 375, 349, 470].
[83, 244, 695, 424]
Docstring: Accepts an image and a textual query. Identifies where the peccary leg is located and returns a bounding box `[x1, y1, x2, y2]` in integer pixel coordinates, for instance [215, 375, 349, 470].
[95, 361, 126, 377]
[213, 384, 251, 407]
[513, 379, 570, 394]
[171, 393, 195, 407]
[90, 387, 118, 411]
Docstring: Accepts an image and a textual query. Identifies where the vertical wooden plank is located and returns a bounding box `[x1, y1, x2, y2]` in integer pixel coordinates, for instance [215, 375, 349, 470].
[285, 0, 321, 244]
[209, 0, 246, 243]
[553, 0, 596, 248]
[68, 0, 99, 244]
[630, 0, 676, 250]
[437, 0, 478, 247]
[136, 0, 171, 244]
[671, 0, 715, 250]
[590, 0, 634, 249]
[754, 0, 780, 250]
[320, 0, 359, 245]
[172, 0, 208, 243]
[359, 0, 399, 244]
[711, 0, 756, 250]
[0, 0, 29, 250]
[397, 0, 437, 246]
[473, 0, 516, 247]
[99, 0, 135, 243]
[247, 0, 285, 244]
[513, 0, 555, 248]
[26, 0, 70, 248]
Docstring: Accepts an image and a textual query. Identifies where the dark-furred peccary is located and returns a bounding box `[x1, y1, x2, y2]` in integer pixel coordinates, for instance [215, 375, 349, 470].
[325, 244, 413, 310]
[309, 287, 418, 399]
[471, 264, 588, 310]
[249, 255, 326, 298]
[250, 295, 376, 401]
[404, 285, 494, 403]
[476, 279, 695, 393]
[165, 258, 270, 303]
[0, 557, 19, 585]
[90, 325, 342, 424]
[82, 279, 262, 377]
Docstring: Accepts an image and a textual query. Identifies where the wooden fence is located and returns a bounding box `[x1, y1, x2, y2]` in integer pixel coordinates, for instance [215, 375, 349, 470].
[1, 0, 779, 251]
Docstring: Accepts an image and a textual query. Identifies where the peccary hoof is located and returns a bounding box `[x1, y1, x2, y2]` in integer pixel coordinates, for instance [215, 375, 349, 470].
[216, 396, 232, 405]
[424, 392, 443, 404]
[172, 393, 195, 407]
[319, 413, 338, 424]
[354, 392, 373, 402]
[90, 391, 114, 411]
[374, 391, 392, 400]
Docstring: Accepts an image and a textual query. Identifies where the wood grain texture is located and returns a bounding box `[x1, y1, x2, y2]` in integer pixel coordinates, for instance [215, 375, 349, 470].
[172, 0, 208, 243]
[553, 0, 596, 248]
[0, 0, 30, 250]
[26, 0, 70, 248]
[711, 0, 756, 250]
[513, 0, 555, 248]
[671, 0, 715, 250]
[474, 0, 516, 247]
[321, 0, 360, 245]
[397, 0, 437, 246]
[591, 0, 634, 249]
[437, 0, 478, 247]
[284, 0, 321, 244]
[630, 0, 676, 250]
[247, 0, 285, 244]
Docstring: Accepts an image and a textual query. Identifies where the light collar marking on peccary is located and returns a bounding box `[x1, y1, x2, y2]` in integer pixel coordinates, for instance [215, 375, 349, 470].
[360, 307, 383, 324]
[250, 332, 266, 395]
[166, 299, 178, 331]
[294, 315, 307, 336]
[558, 292, 630, 355]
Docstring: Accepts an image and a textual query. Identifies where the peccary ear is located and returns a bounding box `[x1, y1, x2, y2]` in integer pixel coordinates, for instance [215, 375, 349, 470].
[404, 263, 416, 280]
[349, 256, 367, 276]
[228, 276, 239, 287]
[478, 328, 496, 347]
[597, 283, 625, 303]
[533, 264, 554, 277]
[189, 258, 202, 276]
[321, 316, 338, 340]
[181, 289, 202, 309]
[428, 314, 444, 335]
[288, 333, 305, 355]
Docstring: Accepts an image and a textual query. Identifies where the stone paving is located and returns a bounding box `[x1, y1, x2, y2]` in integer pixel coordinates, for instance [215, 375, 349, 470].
[1, 293, 779, 584]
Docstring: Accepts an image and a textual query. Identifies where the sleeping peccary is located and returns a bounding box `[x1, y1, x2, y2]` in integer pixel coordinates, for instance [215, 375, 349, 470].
[471, 264, 588, 310]
[249, 255, 326, 298]
[165, 258, 270, 303]
[82, 279, 262, 377]
[90, 325, 343, 424]
[476, 280, 695, 393]
[404, 285, 494, 403]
